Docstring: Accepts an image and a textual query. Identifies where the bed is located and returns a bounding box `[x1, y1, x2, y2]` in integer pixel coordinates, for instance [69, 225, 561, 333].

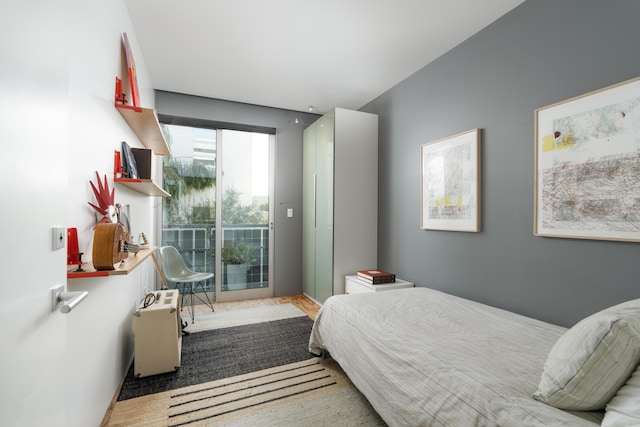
[309, 287, 640, 426]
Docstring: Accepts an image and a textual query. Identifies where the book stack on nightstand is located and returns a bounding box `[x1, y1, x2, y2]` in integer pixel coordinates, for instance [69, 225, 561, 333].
[345, 271, 414, 294]
[356, 269, 396, 284]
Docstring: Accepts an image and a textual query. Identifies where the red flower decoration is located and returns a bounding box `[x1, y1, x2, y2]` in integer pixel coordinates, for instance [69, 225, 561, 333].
[88, 172, 116, 223]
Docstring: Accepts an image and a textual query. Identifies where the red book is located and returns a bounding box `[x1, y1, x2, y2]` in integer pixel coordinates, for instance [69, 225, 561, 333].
[357, 270, 396, 284]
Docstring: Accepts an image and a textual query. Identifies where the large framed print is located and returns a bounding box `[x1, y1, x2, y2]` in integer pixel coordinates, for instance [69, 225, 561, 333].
[534, 76, 640, 242]
[420, 128, 480, 232]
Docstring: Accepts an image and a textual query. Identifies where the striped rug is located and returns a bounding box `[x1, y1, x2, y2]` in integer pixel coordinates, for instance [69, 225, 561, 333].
[107, 357, 385, 426]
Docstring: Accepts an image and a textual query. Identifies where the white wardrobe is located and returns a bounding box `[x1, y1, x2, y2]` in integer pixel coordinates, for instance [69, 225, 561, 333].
[302, 108, 378, 304]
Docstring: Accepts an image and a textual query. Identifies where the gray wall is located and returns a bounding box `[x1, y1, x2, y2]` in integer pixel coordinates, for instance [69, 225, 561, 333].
[362, 0, 640, 327]
[155, 91, 318, 297]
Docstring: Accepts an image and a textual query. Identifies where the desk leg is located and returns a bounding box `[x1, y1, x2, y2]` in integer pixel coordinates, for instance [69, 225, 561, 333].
[151, 252, 168, 290]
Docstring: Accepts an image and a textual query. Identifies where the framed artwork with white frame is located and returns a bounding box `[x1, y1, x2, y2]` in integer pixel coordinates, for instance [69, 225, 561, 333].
[420, 128, 480, 232]
[534, 76, 640, 242]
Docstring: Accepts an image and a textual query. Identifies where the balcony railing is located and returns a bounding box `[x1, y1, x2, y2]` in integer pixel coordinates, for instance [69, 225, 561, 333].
[162, 224, 269, 292]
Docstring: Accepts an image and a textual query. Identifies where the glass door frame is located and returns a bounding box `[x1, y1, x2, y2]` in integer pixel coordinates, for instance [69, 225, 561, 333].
[214, 130, 275, 302]
[157, 116, 275, 303]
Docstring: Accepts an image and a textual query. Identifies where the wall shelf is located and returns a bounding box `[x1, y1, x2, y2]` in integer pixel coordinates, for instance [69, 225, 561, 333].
[68, 246, 158, 279]
[114, 99, 171, 197]
[115, 104, 170, 155]
[114, 177, 170, 197]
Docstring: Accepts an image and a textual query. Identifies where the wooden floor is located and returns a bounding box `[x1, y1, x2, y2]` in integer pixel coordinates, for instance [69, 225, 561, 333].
[271, 294, 321, 320]
[101, 294, 320, 426]
[193, 293, 320, 320]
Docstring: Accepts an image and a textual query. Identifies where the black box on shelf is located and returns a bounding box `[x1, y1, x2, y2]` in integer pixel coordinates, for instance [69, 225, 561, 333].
[131, 148, 152, 179]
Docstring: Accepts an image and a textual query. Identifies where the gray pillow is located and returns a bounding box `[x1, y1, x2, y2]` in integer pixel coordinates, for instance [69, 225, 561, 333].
[533, 298, 640, 410]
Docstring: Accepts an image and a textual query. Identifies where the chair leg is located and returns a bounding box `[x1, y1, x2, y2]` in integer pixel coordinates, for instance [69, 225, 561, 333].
[193, 280, 215, 312]
[186, 283, 195, 324]
[177, 282, 196, 324]
[175, 281, 214, 325]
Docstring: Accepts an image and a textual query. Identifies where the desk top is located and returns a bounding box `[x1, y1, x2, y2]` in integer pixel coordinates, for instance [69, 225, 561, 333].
[67, 246, 157, 279]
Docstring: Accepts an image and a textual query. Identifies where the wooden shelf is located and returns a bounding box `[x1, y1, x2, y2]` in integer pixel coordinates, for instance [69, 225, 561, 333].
[114, 178, 170, 197]
[68, 246, 158, 279]
[115, 104, 170, 155]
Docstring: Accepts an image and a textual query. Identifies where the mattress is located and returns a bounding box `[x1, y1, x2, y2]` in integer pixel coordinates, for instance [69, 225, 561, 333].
[309, 287, 604, 426]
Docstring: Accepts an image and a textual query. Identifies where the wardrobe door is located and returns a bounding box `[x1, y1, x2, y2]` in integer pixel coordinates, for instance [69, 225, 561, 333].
[314, 112, 335, 304]
[302, 123, 317, 298]
[331, 108, 378, 295]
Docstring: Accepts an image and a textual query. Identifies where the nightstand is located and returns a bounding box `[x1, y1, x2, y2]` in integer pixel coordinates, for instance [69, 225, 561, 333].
[345, 275, 414, 294]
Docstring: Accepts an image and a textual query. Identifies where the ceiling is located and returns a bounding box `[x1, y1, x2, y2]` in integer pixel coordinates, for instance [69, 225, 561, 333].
[125, 0, 525, 114]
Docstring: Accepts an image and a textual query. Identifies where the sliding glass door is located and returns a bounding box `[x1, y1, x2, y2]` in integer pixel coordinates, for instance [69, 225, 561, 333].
[217, 129, 273, 300]
[161, 124, 273, 302]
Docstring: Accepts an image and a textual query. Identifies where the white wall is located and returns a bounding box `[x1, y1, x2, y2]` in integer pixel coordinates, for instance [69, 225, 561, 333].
[1, 1, 158, 425]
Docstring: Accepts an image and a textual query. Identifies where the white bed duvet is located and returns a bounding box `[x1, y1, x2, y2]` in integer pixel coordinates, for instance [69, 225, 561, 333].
[309, 287, 604, 426]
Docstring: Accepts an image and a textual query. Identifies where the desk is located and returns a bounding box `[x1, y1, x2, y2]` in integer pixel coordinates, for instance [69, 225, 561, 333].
[67, 246, 158, 279]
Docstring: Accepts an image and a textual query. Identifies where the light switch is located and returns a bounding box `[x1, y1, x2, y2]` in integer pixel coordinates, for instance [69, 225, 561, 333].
[52, 227, 65, 250]
[287, 208, 294, 218]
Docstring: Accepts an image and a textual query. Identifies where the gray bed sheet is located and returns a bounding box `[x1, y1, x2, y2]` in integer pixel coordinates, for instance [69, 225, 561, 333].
[309, 287, 604, 426]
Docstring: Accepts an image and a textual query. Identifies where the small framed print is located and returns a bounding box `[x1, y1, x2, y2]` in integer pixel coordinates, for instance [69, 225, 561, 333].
[420, 128, 480, 232]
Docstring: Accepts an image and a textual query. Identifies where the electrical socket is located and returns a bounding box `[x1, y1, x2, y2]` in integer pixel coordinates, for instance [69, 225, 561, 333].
[52, 227, 65, 251]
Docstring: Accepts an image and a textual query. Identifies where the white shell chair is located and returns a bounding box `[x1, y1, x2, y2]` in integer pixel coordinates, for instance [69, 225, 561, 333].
[158, 246, 214, 324]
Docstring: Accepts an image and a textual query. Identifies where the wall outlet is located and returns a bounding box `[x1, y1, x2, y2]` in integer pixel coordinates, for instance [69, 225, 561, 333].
[52, 227, 65, 250]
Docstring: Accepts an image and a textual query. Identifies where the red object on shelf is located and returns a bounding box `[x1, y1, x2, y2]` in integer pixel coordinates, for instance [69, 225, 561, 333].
[88, 171, 116, 224]
[114, 77, 141, 112]
[122, 32, 141, 108]
[113, 150, 142, 183]
[114, 77, 126, 105]
[67, 228, 81, 265]
[67, 271, 109, 279]
[115, 103, 142, 112]
[114, 150, 122, 178]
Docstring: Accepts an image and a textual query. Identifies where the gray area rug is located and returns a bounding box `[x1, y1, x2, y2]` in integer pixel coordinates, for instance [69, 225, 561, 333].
[118, 316, 314, 401]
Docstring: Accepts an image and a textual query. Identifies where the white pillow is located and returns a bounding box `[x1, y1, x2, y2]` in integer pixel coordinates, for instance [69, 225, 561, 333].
[602, 364, 640, 427]
[533, 298, 640, 410]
